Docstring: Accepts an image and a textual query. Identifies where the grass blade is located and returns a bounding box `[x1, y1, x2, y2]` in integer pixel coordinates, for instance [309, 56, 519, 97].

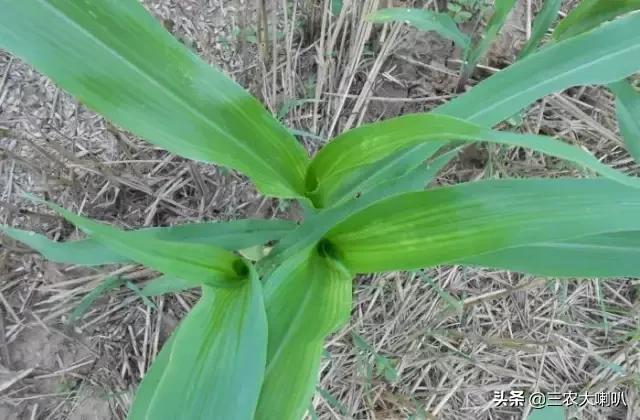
[70, 276, 126, 322]
[553, 0, 640, 41]
[608, 80, 640, 163]
[326, 179, 640, 274]
[517, 0, 562, 59]
[367, 8, 470, 49]
[0, 0, 309, 198]
[129, 270, 267, 419]
[0, 219, 294, 266]
[458, 0, 516, 89]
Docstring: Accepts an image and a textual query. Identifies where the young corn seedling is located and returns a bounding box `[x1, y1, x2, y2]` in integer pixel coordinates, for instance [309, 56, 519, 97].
[2, 1, 640, 419]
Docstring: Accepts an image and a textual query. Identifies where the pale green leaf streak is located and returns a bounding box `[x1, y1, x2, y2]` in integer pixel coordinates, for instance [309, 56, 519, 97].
[367, 8, 470, 49]
[553, 0, 640, 41]
[26, 195, 246, 288]
[129, 270, 267, 419]
[0, 219, 294, 267]
[327, 179, 640, 273]
[609, 80, 640, 164]
[255, 248, 352, 420]
[0, 0, 309, 198]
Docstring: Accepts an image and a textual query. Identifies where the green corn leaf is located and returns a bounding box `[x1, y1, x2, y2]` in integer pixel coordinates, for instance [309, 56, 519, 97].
[438, 11, 640, 127]
[326, 179, 640, 274]
[459, 231, 640, 278]
[307, 113, 640, 205]
[608, 80, 640, 164]
[0, 0, 309, 198]
[260, 152, 454, 274]
[129, 334, 176, 416]
[377, 148, 459, 194]
[0, 219, 295, 266]
[129, 270, 267, 419]
[517, 0, 562, 59]
[124, 219, 296, 248]
[553, 0, 640, 42]
[459, 0, 516, 84]
[141, 275, 195, 297]
[323, 143, 442, 207]
[26, 196, 247, 288]
[255, 247, 352, 420]
[367, 8, 470, 50]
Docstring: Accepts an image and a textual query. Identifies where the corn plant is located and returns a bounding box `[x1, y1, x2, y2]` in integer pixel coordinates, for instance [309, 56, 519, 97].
[2, 2, 640, 419]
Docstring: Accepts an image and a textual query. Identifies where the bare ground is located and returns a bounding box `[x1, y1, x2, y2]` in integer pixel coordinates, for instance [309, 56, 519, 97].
[1, 0, 639, 419]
